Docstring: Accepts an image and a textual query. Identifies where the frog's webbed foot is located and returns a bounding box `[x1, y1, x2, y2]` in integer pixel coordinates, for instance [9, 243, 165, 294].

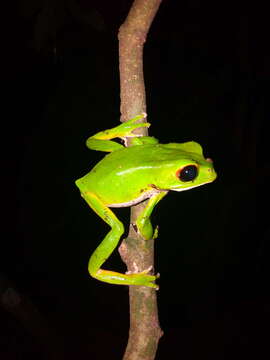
[119, 113, 150, 146]
[125, 264, 160, 290]
[86, 113, 150, 152]
[92, 267, 159, 289]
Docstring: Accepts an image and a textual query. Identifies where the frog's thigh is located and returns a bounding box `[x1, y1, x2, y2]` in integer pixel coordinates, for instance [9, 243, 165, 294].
[81, 192, 124, 274]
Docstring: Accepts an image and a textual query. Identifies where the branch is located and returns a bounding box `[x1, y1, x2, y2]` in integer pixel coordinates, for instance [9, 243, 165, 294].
[118, 1, 163, 359]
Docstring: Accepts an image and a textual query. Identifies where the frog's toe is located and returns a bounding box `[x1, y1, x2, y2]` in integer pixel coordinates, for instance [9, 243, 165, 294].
[141, 265, 153, 274]
[137, 269, 159, 289]
[127, 112, 147, 123]
[153, 225, 159, 239]
[125, 265, 159, 289]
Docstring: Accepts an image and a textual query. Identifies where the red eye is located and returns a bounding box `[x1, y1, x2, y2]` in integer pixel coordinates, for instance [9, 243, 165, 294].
[177, 165, 198, 182]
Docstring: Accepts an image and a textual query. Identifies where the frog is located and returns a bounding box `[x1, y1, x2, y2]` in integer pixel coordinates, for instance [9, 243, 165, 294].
[75, 113, 217, 289]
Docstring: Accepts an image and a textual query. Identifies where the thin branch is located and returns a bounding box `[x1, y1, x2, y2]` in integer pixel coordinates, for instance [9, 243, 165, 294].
[118, 1, 163, 359]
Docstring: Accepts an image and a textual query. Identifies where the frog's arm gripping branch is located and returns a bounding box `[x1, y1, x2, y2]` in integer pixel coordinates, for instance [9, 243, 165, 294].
[86, 113, 150, 152]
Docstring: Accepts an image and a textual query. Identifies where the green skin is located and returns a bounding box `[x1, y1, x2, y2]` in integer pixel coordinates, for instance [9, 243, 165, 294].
[75, 113, 217, 289]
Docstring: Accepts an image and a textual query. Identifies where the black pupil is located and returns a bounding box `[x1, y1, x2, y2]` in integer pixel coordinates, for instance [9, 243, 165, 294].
[179, 165, 198, 182]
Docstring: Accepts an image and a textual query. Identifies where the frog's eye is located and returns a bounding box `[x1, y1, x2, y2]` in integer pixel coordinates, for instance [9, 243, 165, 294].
[177, 165, 198, 182]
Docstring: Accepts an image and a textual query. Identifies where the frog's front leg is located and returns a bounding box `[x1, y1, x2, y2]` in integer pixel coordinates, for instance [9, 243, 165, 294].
[81, 191, 158, 289]
[135, 191, 168, 240]
[86, 113, 150, 152]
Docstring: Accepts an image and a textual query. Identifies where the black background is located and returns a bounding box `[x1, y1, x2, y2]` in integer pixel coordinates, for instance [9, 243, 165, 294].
[1, 1, 264, 359]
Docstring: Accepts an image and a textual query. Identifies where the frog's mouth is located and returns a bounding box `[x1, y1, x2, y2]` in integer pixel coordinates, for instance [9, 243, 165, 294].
[149, 181, 215, 192]
[171, 182, 212, 192]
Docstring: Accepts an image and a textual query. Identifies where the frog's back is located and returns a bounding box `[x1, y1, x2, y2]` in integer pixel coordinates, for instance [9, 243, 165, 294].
[86, 143, 185, 182]
[76, 141, 216, 206]
[77, 144, 159, 187]
[76, 144, 183, 204]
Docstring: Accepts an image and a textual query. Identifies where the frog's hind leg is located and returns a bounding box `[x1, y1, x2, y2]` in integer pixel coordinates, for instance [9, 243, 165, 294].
[81, 191, 158, 289]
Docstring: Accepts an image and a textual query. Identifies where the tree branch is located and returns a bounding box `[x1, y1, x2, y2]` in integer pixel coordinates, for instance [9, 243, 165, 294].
[118, 1, 163, 359]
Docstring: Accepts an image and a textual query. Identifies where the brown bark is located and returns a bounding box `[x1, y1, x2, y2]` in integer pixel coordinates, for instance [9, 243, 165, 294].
[118, 1, 163, 359]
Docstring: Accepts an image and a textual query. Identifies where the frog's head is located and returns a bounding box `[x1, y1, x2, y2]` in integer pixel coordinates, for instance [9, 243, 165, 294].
[171, 156, 217, 192]
[155, 142, 217, 192]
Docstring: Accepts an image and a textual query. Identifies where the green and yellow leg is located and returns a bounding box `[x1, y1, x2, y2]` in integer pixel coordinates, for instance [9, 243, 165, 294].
[86, 113, 150, 152]
[81, 191, 158, 289]
[135, 192, 168, 240]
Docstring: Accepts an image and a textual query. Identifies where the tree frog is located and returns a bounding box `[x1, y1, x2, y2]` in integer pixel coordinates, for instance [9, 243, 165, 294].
[75, 113, 217, 289]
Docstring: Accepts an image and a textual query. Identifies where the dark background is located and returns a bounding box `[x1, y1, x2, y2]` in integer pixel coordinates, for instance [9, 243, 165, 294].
[1, 1, 264, 359]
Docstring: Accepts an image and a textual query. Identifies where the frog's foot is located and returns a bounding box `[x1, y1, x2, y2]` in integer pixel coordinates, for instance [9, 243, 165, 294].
[91, 267, 159, 289]
[126, 264, 159, 290]
[126, 112, 147, 126]
[119, 113, 150, 139]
